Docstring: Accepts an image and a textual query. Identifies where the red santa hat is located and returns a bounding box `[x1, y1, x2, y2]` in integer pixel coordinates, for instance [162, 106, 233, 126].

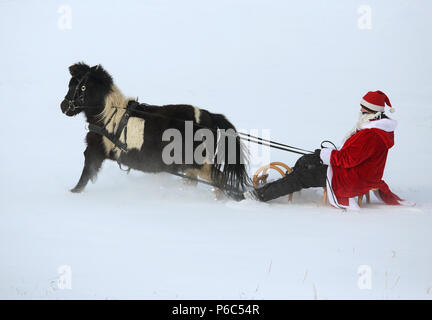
[361, 90, 395, 113]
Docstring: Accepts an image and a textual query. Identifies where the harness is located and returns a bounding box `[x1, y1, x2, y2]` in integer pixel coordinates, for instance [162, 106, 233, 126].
[64, 72, 101, 114]
[87, 102, 139, 153]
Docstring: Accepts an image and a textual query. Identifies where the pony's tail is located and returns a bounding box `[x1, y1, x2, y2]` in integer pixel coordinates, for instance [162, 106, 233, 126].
[209, 113, 251, 199]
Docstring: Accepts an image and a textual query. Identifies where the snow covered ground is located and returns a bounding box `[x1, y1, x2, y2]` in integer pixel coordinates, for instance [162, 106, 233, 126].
[1, 0, 431, 299]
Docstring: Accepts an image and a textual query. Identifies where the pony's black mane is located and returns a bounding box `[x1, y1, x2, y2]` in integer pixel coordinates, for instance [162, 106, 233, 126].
[70, 62, 113, 90]
[69, 62, 90, 78]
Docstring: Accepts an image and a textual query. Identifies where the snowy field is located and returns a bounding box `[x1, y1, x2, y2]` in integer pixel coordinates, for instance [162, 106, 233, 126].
[1, 0, 431, 299]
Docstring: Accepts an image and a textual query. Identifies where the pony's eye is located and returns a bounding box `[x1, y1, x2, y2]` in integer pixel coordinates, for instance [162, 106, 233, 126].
[81, 85, 86, 91]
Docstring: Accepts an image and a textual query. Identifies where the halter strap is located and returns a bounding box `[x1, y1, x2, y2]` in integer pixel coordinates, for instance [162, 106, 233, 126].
[65, 72, 102, 112]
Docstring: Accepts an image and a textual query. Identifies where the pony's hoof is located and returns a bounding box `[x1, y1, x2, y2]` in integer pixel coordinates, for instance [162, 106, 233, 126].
[70, 187, 83, 193]
[183, 178, 198, 186]
[212, 188, 224, 200]
[184, 181, 198, 187]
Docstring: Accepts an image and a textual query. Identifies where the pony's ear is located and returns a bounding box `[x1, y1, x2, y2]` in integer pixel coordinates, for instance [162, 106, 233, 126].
[69, 62, 90, 77]
[90, 64, 113, 87]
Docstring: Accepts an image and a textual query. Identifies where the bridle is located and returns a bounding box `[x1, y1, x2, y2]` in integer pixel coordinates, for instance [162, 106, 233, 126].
[64, 72, 100, 113]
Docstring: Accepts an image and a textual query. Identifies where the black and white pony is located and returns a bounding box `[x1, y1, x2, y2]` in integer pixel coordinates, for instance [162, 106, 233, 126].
[60, 62, 249, 198]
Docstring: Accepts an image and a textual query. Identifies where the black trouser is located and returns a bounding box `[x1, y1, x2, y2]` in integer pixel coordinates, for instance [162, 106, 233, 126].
[255, 154, 328, 202]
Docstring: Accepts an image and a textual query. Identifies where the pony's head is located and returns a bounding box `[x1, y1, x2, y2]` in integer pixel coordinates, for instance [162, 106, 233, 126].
[60, 62, 113, 117]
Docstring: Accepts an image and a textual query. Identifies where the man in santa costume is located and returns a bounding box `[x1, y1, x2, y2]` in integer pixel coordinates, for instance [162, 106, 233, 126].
[244, 90, 412, 209]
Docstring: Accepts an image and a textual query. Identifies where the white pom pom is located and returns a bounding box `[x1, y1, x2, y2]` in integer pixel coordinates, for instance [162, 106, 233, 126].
[390, 107, 395, 113]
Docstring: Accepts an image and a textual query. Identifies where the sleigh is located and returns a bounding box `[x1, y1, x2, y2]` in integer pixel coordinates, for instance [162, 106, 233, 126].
[253, 161, 375, 206]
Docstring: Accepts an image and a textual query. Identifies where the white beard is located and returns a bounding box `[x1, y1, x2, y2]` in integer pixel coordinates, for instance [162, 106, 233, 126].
[342, 112, 382, 144]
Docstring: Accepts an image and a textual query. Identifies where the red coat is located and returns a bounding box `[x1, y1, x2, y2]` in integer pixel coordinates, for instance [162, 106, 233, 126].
[321, 119, 403, 208]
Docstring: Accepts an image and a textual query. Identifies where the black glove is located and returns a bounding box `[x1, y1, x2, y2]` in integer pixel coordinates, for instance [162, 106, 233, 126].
[315, 149, 324, 165]
[294, 149, 323, 171]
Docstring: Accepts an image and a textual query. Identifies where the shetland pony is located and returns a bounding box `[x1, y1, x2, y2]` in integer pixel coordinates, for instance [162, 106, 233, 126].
[60, 62, 249, 198]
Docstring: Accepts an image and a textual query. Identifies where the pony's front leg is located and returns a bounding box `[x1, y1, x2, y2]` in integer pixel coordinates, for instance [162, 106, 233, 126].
[70, 133, 106, 193]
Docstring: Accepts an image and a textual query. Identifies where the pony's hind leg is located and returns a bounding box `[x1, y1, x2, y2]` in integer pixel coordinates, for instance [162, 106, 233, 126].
[182, 164, 223, 197]
[196, 163, 224, 199]
[182, 168, 199, 186]
[71, 133, 106, 193]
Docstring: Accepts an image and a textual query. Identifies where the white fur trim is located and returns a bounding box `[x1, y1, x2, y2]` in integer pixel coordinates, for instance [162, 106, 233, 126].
[398, 200, 416, 206]
[361, 99, 385, 112]
[390, 107, 395, 113]
[374, 190, 415, 206]
[360, 118, 397, 132]
[320, 148, 332, 165]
